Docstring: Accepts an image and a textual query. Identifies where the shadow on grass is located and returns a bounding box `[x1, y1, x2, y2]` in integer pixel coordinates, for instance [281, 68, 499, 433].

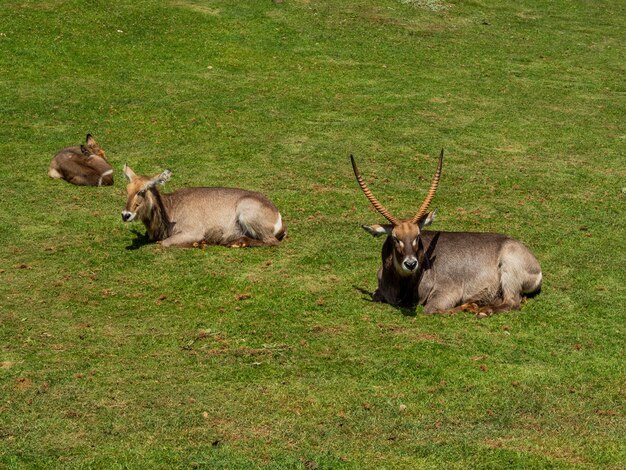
[397, 306, 417, 317]
[125, 229, 152, 250]
[352, 285, 418, 317]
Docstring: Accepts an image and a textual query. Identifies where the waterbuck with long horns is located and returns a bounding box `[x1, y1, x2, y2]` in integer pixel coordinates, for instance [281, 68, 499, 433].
[48, 134, 113, 186]
[122, 165, 286, 248]
[352, 150, 542, 315]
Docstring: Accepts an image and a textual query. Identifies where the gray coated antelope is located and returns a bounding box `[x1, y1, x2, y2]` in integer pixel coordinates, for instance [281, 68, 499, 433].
[122, 165, 286, 248]
[352, 150, 542, 315]
[48, 134, 113, 186]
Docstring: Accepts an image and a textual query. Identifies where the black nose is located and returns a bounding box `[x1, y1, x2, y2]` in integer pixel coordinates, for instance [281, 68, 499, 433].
[404, 259, 417, 270]
[122, 212, 131, 222]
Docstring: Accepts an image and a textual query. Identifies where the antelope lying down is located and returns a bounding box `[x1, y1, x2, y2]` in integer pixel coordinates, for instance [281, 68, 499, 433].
[352, 150, 542, 315]
[48, 134, 113, 186]
[122, 165, 286, 248]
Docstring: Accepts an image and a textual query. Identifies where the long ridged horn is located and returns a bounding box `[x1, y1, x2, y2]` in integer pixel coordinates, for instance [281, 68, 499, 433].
[411, 149, 444, 223]
[351, 155, 400, 226]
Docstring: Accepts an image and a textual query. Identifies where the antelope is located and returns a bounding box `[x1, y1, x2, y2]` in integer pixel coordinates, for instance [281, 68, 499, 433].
[351, 150, 542, 315]
[122, 164, 286, 248]
[48, 134, 113, 186]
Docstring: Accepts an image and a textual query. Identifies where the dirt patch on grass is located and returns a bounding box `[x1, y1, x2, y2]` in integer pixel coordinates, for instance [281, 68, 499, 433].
[310, 324, 348, 336]
[13, 1, 64, 10]
[483, 437, 589, 466]
[399, 0, 450, 12]
[170, 1, 220, 16]
[15, 377, 33, 391]
[369, 13, 448, 34]
[182, 330, 290, 360]
[377, 324, 445, 343]
[203, 345, 289, 358]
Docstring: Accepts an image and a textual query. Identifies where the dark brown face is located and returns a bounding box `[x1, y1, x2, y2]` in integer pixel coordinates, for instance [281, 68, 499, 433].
[389, 221, 423, 275]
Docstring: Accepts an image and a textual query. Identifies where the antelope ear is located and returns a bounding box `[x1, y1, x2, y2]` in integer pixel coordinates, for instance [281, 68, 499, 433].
[153, 169, 172, 186]
[418, 209, 437, 230]
[86, 134, 97, 146]
[144, 169, 172, 190]
[362, 224, 393, 237]
[123, 163, 137, 182]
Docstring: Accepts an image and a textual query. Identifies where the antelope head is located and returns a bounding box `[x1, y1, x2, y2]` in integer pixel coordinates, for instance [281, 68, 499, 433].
[80, 134, 107, 161]
[352, 149, 443, 276]
[121, 164, 171, 222]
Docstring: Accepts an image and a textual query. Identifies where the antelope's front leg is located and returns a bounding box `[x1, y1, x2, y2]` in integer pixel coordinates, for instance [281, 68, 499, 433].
[422, 289, 464, 315]
[371, 288, 386, 303]
[227, 236, 280, 248]
[160, 232, 203, 248]
[373, 268, 395, 303]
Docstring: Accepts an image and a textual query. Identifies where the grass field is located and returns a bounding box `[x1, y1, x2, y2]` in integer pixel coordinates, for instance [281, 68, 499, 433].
[1, 0, 624, 468]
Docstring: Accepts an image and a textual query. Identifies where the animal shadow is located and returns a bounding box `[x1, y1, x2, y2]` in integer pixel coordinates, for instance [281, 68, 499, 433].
[125, 229, 152, 250]
[353, 285, 376, 302]
[352, 285, 418, 317]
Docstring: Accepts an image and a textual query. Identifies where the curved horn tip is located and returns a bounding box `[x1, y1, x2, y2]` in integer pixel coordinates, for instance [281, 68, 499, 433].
[350, 155, 363, 179]
[350, 154, 358, 170]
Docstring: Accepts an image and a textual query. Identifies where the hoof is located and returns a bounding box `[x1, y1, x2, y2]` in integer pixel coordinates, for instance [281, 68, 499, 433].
[475, 306, 494, 319]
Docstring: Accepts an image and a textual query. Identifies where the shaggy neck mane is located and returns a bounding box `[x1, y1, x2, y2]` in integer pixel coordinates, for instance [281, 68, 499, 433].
[141, 188, 172, 241]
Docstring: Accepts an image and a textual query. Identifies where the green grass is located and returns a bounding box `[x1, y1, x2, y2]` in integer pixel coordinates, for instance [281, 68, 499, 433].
[1, 0, 624, 468]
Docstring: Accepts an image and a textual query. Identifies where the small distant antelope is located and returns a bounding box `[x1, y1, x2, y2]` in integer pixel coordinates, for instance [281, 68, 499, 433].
[352, 150, 542, 315]
[122, 165, 286, 248]
[48, 134, 113, 186]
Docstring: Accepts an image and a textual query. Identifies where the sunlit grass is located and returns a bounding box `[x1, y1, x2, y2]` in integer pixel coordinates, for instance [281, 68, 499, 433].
[0, 0, 624, 468]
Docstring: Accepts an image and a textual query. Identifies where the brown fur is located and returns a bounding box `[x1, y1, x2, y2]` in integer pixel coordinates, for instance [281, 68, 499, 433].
[369, 227, 542, 315]
[122, 165, 286, 248]
[355, 152, 541, 316]
[48, 134, 113, 186]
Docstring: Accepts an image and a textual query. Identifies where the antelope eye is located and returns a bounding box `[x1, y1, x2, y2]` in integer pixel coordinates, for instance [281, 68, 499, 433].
[137, 190, 145, 198]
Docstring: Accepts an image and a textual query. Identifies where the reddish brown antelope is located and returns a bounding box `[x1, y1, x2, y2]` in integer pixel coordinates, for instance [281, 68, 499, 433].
[48, 134, 113, 186]
[352, 150, 542, 315]
[122, 164, 286, 248]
